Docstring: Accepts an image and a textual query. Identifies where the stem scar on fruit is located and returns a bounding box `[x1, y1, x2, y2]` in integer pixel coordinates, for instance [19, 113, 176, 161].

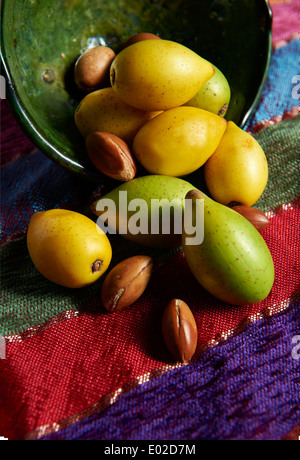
[91, 259, 103, 273]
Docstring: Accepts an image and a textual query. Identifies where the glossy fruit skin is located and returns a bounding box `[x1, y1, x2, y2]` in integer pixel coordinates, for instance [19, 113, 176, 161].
[91, 175, 196, 248]
[204, 121, 268, 206]
[184, 65, 231, 117]
[27, 209, 112, 288]
[74, 87, 160, 143]
[182, 190, 274, 306]
[110, 39, 214, 111]
[133, 106, 227, 177]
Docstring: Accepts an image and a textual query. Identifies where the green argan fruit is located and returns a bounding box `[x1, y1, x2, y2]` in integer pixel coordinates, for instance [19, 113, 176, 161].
[184, 66, 231, 117]
[182, 190, 274, 305]
[91, 175, 196, 248]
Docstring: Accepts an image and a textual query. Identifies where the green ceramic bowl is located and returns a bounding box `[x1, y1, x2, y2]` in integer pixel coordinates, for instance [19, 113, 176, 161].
[1, 0, 272, 181]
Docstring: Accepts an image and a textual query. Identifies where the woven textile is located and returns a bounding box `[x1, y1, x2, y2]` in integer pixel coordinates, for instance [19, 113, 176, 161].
[0, 0, 299, 441]
[41, 302, 300, 441]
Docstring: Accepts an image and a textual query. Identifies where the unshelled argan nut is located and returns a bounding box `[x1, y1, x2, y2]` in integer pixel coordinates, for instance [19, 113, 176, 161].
[231, 205, 270, 232]
[86, 131, 137, 181]
[123, 33, 161, 48]
[162, 299, 197, 363]
[101, 255, 153, 312]
[74, 46, 116, 91]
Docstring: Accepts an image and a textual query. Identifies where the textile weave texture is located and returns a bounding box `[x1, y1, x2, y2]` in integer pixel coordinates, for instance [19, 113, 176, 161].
[0, 0, 299, 441]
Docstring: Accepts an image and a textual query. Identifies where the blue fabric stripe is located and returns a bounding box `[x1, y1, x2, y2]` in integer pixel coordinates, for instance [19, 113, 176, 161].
[0, 151, 95, 244]
[246, 39, 300, 130]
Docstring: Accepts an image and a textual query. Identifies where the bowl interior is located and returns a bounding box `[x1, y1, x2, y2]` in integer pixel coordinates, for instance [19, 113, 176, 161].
[1, 0, 272, 180]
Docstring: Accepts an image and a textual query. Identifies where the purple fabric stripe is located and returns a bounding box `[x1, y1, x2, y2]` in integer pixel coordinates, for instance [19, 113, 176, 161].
[41, 301, 300, 441]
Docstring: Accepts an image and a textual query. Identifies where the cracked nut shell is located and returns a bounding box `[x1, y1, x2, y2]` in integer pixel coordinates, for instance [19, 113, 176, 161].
[101, 255, 153, 312]
[162, 299, 197, 363]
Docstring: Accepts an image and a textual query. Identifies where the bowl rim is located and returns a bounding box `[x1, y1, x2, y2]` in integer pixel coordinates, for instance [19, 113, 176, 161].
[1, 36, 97, 180]
[239, 0, 273, 127]
[0, 0, 273, 180]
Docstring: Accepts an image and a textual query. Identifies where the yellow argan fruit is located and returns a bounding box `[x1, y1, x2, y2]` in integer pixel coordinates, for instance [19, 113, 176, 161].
[133, 106, 227, 177]
[27, 209, 112, 288]
[204, 121, 268, 206]
[74, 87, 160, 143]
[110, 39, 214, 111]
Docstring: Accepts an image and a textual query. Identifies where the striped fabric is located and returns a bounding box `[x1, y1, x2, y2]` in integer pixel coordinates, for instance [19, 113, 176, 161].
[0, 0, 299, 441]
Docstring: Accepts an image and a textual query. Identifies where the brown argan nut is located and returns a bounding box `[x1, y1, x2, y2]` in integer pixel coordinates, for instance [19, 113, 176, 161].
[74, 46, 116, 91]
[231, 205, 270, 232]
[162, 299, 197, 363]
[86, 131, 137, 181]
[123, 33, 161, 48]
[101, 255, 153, 312]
